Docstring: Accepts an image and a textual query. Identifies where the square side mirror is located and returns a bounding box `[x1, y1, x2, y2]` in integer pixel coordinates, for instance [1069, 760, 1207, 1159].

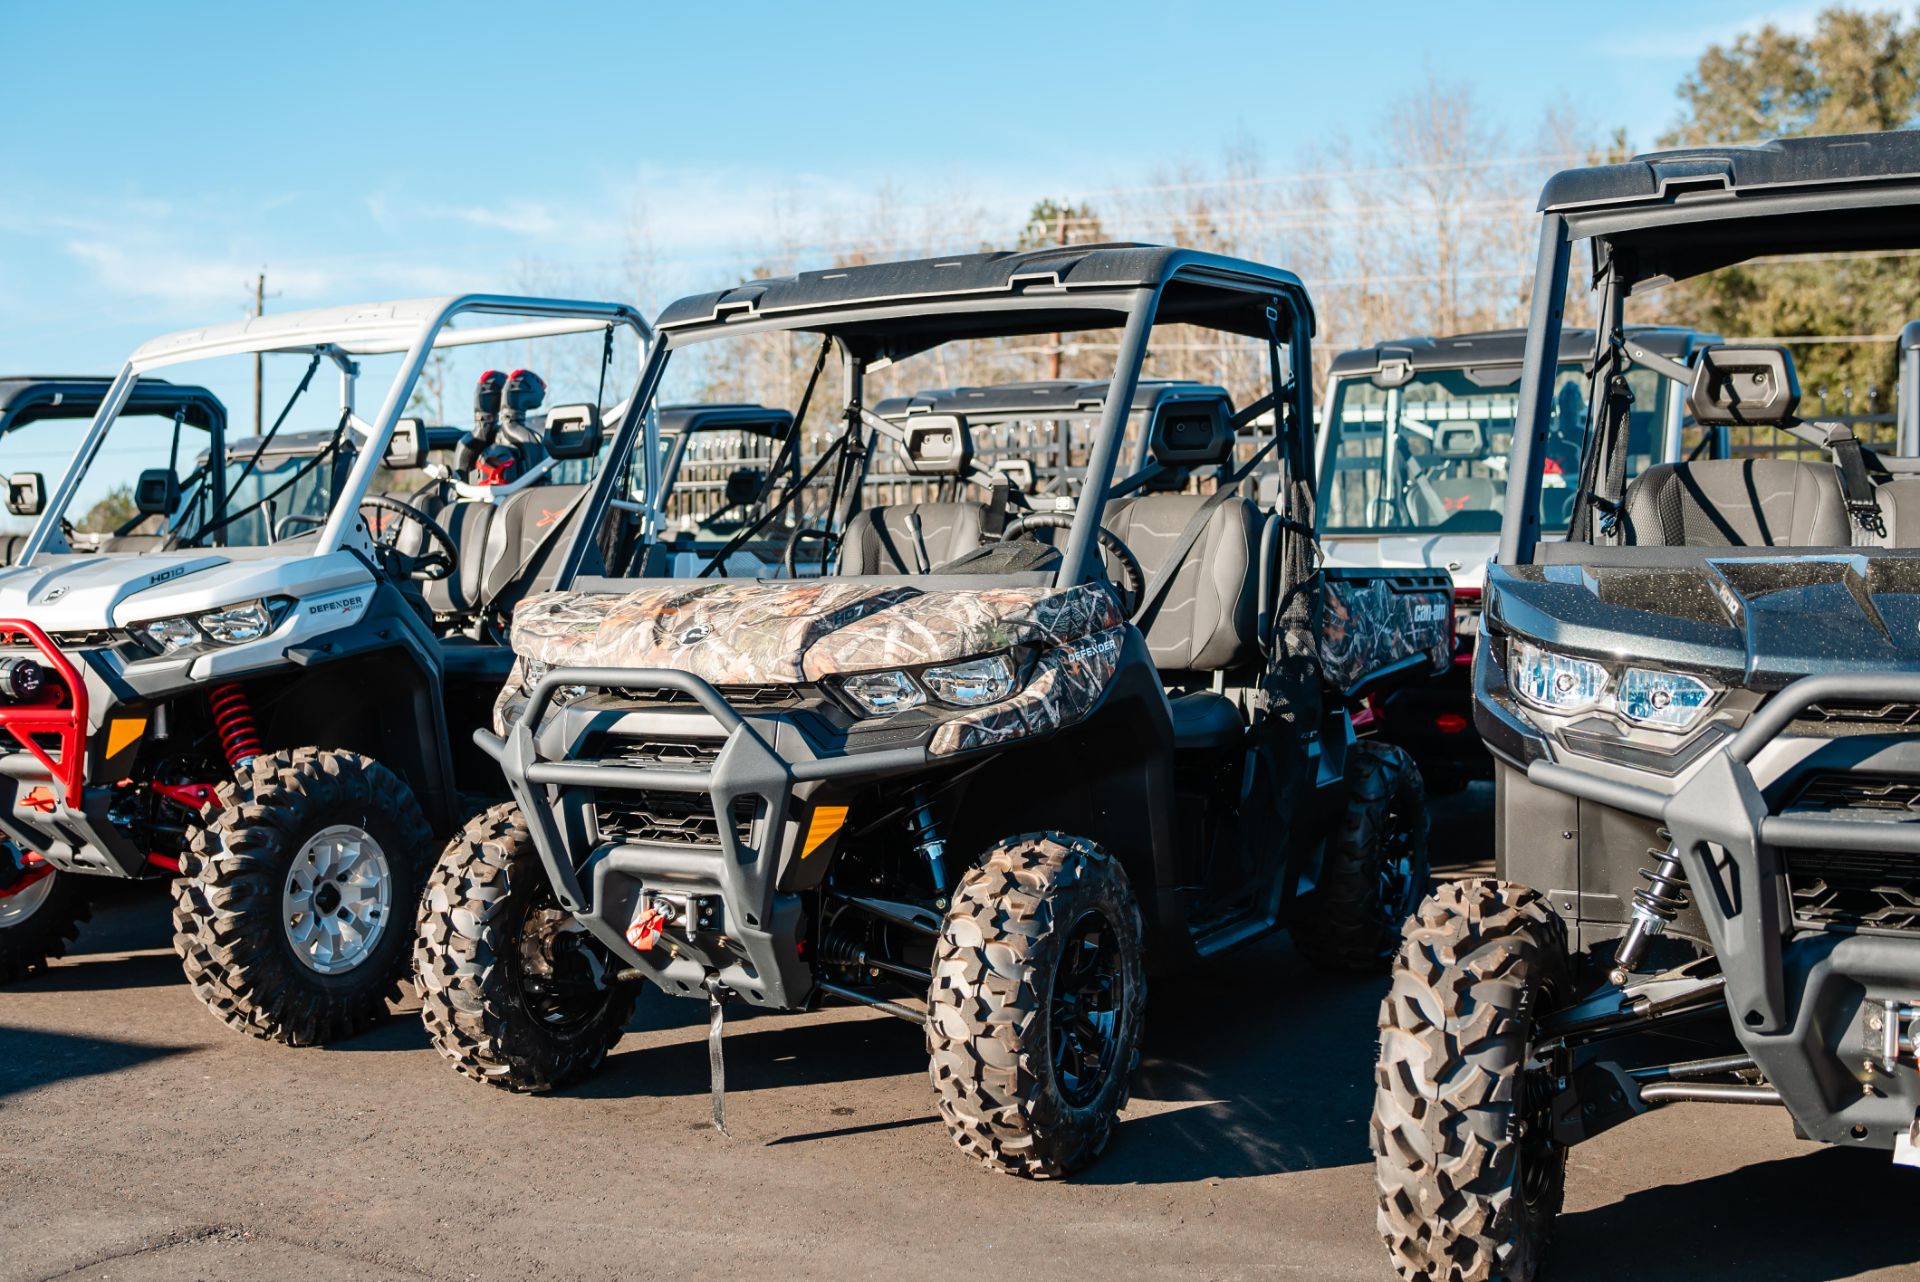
[133, 468, 180, 516]
[6, 472, 44, 518]
[385, 417, 429, 469]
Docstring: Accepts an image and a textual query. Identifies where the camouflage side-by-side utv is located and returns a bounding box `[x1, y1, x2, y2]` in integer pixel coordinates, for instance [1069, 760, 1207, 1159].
[412, 245, 1451, 1176]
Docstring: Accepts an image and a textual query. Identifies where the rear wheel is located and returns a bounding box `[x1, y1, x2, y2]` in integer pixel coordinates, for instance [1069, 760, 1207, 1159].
[172, 748, 431, 1045]
[1293, 739, 1430, 971]
[1373, 879, 1570, 1282]
[414, 803, 635, 1091]
[927, 833, 1147, 1177]
[0, 844, 89, 984]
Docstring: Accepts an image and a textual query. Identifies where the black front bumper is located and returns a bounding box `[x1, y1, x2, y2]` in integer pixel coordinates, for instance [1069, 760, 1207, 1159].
[478, 666, 932, 1011]
[1525, 670, 1920, 1151]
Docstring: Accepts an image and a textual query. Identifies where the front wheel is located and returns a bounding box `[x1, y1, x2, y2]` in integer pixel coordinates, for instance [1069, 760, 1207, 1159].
[172, 748, 431, 1045]
[414, 803, 635, 1091]
[928, 833, 1147, 1178]
[1293, 738, 1430, 971]
[1373, 879, 1571, 1282]
[0, 846, 90, 984]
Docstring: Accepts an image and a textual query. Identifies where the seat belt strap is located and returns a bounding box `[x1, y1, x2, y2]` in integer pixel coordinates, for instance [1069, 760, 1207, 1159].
[1130, 434, 1282, 631]
[1824, 425, 1885, 538]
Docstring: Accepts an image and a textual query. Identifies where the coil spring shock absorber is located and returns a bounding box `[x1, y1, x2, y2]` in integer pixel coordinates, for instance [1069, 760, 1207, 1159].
[1610, 833, 1692, 985]
[208, 683, 263, 771]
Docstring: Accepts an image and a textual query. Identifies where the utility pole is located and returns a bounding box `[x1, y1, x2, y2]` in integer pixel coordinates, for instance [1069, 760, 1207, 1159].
[252, 271, 266, 435]
[1049, 207, 1068, 380]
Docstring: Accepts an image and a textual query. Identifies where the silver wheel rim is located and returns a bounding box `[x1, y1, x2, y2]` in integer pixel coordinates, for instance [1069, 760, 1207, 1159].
[282, 824, 392, 975]
[0, 868, 54, 929]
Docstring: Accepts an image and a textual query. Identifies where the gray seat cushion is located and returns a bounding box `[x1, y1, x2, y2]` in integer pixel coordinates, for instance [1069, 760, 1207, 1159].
[1102, 492, 1266, 672]
[1622, 459, 1849, 548]
[838, 503, 985, 574]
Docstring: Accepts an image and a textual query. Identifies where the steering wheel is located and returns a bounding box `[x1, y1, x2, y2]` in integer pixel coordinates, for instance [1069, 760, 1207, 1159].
[781, 527, 838, 578]
[1000, 513, 1144, 618]
[360, 495, 456, 582]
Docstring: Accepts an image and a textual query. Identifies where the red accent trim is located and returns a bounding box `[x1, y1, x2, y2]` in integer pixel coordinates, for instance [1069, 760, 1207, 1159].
[1453, 586, 1483, 605]
[1434, 712, 1471, 735]
[22, 785, 57, 813]
[1453, 652, 1474, 669]
[0, 619, 87, 804]
[475, 455, 511, 485]
[152, 781, 222, 815]
[145, 853, 182, 873]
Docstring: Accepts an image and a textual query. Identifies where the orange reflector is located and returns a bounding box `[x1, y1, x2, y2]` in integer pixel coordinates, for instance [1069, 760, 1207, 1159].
[801, 805, 849, 859]
[106, 717, 147, 758]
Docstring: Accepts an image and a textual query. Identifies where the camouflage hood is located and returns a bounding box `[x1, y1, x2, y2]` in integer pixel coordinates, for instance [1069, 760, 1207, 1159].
[509, 579, 1122, 685]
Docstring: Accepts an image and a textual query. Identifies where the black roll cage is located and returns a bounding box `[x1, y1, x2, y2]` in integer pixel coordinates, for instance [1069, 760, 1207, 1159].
[553, 251, 1317, 594]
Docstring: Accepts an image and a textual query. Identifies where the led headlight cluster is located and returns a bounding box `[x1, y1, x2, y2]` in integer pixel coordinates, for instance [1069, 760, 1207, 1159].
[1508, 637, 1715, 732]
[837, 653, 1020, 718]
[128, 599, 290, 657]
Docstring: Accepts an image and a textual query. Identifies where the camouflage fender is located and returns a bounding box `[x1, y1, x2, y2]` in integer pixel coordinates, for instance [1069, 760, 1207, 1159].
[929, 624, 1126, 757]
[1318, 576, 1450, 695]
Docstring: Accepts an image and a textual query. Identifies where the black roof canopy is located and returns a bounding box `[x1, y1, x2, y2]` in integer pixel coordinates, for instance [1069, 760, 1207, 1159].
[654, 245, 1313, 361]
[656, 403, 794, 439]
[1328, 326, 1714, 378]
[0, 375, 225, 434]
[1538, 131, 1920, 288]
[872, 378, 1226, 420]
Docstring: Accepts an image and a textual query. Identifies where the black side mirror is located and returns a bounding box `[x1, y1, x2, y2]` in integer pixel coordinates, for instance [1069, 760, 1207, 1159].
[1688, 345, 1800, 426]
[385, 417, 429, 469]
[5, 472, 44, 518]
[133, 469, 181, 516]
[724, 467, 766, 507]
[544, 403, 604, 461]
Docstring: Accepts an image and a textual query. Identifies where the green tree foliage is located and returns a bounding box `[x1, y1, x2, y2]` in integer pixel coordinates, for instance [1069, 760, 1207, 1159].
[1658, 7, 1920, 415]
[79, 484, 137, 534]
[1017, 199, 1106, 249]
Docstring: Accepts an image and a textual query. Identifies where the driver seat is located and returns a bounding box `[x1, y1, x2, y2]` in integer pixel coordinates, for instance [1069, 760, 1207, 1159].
[838, 502, 986, 574]
[1101, 412, 1272, 752]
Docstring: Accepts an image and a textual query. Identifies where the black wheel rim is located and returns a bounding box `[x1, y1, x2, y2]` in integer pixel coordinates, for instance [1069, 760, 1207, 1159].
[1048, 909, 1125, 1108]
[514, 904, 617, 1031]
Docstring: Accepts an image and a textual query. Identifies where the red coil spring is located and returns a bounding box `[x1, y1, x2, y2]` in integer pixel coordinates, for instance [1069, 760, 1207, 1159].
[208, 683, 263, 769]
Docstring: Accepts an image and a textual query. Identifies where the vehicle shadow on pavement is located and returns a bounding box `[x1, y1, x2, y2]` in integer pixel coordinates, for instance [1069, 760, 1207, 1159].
[31, 948, 184, 991]
[1552, 1146, 1920, 1281]
[0, 1024, 190, 1099]
[1082, 934, 1387, 1185]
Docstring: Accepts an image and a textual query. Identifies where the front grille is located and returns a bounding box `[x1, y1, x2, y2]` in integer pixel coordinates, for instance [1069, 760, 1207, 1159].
[589, 735, 755, 848]
[595, 791, 757, 848]
[1788, 773, 1920, 814]
[609, 683, 806, 710]
[1800, 701, 1920, 730]
[1787, 848, 1920, 934]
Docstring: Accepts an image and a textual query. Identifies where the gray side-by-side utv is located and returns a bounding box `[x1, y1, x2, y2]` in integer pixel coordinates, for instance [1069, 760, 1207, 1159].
[411, 244, 1452, 1177]
[0, 297, 647, 1043]
[1372, 132, 1920, 1282]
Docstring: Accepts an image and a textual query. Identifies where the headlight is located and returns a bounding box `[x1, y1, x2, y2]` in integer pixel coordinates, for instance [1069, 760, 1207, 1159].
[840, 669, 925, 716]
[1507, 637, 1715, 733]
[920, 654, 1017, 707]
[1509, 639, 1607, 714]
[129, 598, 287, 657]
[1614, 667, 1714, 731]
[199, 601, 274, 644]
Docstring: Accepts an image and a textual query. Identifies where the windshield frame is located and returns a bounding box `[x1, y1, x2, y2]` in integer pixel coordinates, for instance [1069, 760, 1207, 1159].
[19, 296, 653, 568]
[553, 269, 1314, 593]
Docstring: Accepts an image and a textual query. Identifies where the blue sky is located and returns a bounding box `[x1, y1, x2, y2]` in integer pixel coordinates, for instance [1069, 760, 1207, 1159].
[0, 1, 1816, 382]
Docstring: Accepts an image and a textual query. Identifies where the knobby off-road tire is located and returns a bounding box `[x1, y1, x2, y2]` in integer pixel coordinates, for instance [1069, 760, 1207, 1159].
[1373, 879, 1571, 1282]
[0, 864, 90, 984]
[172, 748, 431, 1046]
[1294, 739, 1431, 971]
[928, 833, 1148, 1178]
[414, 803, 636, 1091]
